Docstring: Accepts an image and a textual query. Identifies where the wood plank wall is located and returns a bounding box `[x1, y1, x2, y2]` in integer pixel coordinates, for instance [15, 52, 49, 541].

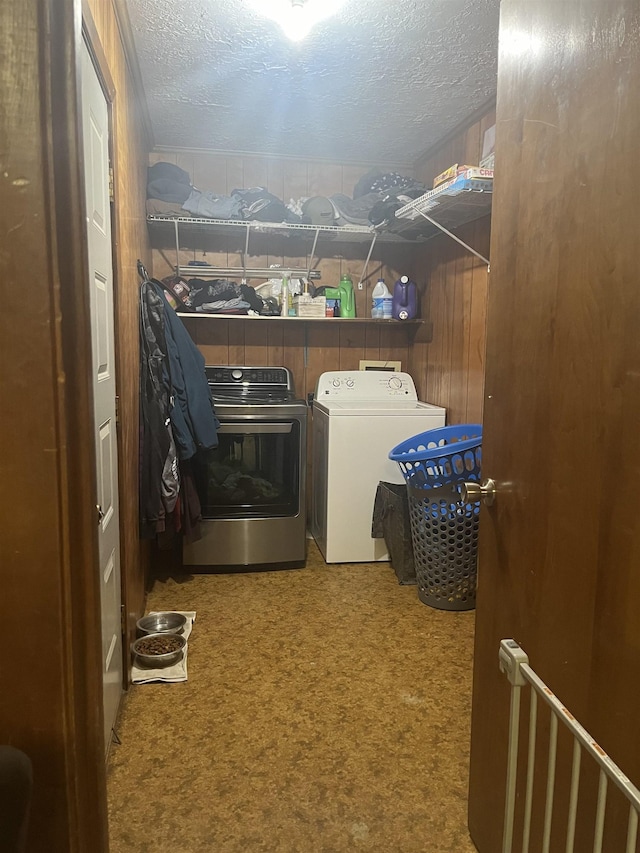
[149, 150, 417, 402]
[408, 105, 495, 425]
[85, 0, 152, 640]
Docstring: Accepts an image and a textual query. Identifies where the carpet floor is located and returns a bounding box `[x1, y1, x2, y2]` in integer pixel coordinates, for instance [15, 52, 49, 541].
[107, 541, 478, 853]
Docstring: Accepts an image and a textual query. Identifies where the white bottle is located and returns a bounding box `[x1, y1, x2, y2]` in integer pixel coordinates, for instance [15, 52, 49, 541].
[281, 275, 289, 317]
[371, 278, 391, 318]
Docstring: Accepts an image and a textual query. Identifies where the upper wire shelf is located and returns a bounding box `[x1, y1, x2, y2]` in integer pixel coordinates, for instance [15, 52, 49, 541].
[393, 169, 494, 264]
[146, 215, 409, 244]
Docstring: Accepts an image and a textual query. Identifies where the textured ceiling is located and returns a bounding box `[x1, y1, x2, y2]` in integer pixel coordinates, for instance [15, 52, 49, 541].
[125, 0, 500, 165]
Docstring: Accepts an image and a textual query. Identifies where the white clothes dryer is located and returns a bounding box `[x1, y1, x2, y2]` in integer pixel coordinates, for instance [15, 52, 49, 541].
[312, 370, 445, 563]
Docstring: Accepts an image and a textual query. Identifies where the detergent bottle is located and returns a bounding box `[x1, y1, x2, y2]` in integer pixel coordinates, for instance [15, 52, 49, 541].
[371, 278, 391, 318]
[392, 275, 418, 320]
[338, 273, 356, 318]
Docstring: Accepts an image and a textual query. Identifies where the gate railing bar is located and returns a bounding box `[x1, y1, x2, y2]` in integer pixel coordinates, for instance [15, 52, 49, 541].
[566, 738, 581, 853]
[522, 688, 538, 852]
[499, 639, 640, 853]
[542, 712, 558, 853]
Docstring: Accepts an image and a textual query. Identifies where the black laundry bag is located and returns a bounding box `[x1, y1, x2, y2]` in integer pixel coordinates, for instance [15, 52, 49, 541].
[371, 481, 416, 585]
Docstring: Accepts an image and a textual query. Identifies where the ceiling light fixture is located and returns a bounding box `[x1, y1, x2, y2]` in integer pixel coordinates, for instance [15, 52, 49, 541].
[248, 0, 347, 43]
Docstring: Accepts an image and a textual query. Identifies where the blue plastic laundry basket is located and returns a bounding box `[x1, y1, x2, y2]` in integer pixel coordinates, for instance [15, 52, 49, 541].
[389, 425, 482, 611]
[389, 424, 483, 488]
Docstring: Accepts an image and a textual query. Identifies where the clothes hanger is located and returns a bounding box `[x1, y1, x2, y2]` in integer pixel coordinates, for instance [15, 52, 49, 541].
[137, 259, 149, 282]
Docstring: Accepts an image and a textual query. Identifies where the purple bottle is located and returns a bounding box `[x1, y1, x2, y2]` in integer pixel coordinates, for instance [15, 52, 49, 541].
[392, 275, 418, 320]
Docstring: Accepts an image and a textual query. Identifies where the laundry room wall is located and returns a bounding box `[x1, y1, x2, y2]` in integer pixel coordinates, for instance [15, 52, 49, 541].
[148, 149, 418, 403]
[408, 104, 495, 424]
[84, 0, 152, 638]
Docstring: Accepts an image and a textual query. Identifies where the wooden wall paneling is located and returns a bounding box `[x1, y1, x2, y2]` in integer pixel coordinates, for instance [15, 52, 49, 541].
[414, 101, 496, 187]
[267, 158, 285, 203]
[464, 220, 490, 423]
[242, 155, 269, 191]
[305, 324, 341, 395]
[428, 145, 454, 188]
[379, 326, 409, 374]
[152, 245, 180, 280]
[148, 151, 176, 166]
[447, 236, 474, 424]
[192, 151, 227, 194]
[338, 325, 366, 370]
[266, 321, 285, 368]
[244, 322, 269, 366]
[364, 323, 382, 362]
[225, 155, 244, 194]
[436, 237, 460, 410]
[228, 320, 246, 365]
[424, 241, 445, 405]
[193, 319, 231, 366]
[283, 158, 308, 201]
[341, 163, 364, 196]
[408, 323, 433, 402]
[319, 251, 342, 294]
[307, 162, 343, 199]
[463, 119, 482, 166]
[282, 323, 306, 402]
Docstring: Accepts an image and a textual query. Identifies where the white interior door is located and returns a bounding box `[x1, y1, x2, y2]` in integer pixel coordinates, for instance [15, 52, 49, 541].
[81, 40, 123, 753]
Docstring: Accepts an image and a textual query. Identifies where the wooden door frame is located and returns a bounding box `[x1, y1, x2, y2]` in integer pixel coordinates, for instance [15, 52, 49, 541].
[48, 0, 110, 845]
[0, 0, 109, 848]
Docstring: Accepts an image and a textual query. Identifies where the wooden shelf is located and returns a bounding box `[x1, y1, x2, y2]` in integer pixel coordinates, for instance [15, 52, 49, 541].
[177, 313, 423, 325]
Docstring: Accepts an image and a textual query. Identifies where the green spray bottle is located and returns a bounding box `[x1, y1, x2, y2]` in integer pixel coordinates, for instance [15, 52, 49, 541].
[338, 273, 356, 318]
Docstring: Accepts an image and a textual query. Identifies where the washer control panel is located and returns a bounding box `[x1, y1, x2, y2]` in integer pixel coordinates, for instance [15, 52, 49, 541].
[316, 370, 418, 400]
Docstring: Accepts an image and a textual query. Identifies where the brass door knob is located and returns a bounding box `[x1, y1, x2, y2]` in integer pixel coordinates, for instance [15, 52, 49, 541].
[460, 478, 496, 506]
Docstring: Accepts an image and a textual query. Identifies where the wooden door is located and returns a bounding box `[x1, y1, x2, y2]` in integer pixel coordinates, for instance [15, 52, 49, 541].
[468, 2, 640, 851]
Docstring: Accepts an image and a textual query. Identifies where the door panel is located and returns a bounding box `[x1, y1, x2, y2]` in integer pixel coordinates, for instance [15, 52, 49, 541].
[81, 40, 123, 753]
[468, 2, 640, 851]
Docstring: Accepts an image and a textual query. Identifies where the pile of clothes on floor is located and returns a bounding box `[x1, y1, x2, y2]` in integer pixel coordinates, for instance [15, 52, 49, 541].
[146, 161, 427, 233]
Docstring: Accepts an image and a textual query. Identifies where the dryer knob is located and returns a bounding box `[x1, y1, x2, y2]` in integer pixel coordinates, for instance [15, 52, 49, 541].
[332, 379, 341, 388]
[231, 369, 243, 380]
[346, 379, 354, 388]
[388, 376, 403, 390]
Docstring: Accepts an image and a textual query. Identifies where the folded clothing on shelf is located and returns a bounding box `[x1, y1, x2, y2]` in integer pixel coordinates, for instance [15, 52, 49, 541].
[147, 161, 193, 204]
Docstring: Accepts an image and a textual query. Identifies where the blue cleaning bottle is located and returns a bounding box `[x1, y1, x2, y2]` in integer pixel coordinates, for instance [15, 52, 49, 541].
[392, 275, 418, 320]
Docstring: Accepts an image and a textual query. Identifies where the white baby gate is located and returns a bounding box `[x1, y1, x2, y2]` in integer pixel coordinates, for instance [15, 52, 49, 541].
[500, 639, 640, 853]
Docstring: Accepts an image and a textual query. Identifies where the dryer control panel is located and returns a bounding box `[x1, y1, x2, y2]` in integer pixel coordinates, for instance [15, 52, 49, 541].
[315, 370, 418, 400]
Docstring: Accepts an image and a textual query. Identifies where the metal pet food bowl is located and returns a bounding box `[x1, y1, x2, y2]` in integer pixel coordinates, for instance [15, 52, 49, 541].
[131, 632, 187, 669]
[136, 611, 187, 637]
